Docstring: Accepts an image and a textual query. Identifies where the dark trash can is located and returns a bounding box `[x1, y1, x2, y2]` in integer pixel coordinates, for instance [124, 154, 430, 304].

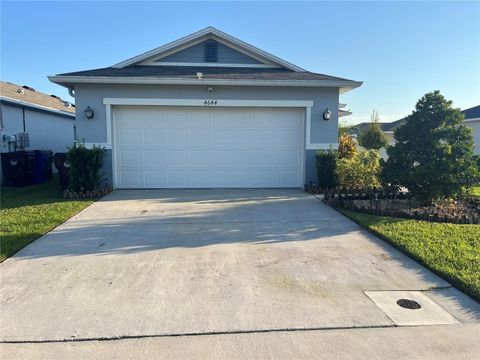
[1, 151, 35, 186]
[53, 152, 70, 190]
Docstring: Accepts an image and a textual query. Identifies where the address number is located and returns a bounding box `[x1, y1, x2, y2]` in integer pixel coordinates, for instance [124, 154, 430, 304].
[204, 100, 218, 106]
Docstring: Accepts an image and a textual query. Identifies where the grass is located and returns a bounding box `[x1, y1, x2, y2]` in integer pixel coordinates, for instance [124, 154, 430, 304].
[340, 210, 480, 302]
[0, 177, 93, 262]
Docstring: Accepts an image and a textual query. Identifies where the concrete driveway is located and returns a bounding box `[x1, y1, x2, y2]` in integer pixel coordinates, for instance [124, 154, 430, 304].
[1, 189, 479, 356]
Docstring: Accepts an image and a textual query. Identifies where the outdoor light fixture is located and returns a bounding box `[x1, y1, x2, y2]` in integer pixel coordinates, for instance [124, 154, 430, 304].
[84, 106, 94, 119]
[323, 108, 332, 121]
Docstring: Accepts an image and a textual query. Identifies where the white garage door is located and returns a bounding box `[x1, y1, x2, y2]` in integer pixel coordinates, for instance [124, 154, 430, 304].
[114, 106, 304, 188]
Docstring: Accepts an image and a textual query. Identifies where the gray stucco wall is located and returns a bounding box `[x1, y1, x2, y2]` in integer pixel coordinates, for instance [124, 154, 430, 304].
[0, 103, 75, 154]
[156, 40, 262, 64]
[73, 84, 340, 187]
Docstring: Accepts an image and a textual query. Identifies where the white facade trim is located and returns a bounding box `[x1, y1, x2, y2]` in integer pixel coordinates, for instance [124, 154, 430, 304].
[140, 61, 280, 68]
[103, 98, 313, 107]
[49, 76, 362, 91]
[306, 143, 339, 150]
[464, 117, 480, 123]
[112, 26, 305, 72]
[83, 142, 112, 149]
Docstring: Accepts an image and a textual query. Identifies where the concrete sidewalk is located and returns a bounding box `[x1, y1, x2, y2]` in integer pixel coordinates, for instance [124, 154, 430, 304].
[2, 324, 479, 360]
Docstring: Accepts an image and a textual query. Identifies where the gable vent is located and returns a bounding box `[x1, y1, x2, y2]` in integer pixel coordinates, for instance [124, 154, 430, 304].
[204, 41, 218, 62]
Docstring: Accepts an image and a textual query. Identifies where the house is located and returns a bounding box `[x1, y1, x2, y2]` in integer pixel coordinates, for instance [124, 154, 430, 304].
[0, 81, 75, 154]
[352, 105, 480, 158]
[462, 105, 480, 155]
[49, 27, 362, 189]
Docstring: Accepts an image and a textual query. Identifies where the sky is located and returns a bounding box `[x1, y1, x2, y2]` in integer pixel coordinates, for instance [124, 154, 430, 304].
[1, 1, 479, 125]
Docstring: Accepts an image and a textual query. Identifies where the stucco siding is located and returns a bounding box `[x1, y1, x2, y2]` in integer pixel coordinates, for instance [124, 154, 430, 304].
[465, 120, 480, 155]
[155, 40, 262, 64]
[74, 84, 340, 186]
[1, 103, 75, 154]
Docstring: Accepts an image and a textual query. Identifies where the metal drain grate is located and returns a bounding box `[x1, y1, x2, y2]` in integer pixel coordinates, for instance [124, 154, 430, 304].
[396, 298, 421, 310]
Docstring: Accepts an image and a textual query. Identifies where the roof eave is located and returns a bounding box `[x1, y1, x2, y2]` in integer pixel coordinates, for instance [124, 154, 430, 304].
[48, 75, 363, 90]
[0, 96, 75, 118]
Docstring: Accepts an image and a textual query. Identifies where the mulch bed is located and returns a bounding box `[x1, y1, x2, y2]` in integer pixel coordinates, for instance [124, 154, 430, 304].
[305, 185, 480, 224]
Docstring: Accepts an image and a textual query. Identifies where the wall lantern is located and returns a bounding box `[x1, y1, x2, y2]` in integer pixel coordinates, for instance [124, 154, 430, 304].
[323, 108, 332, 121]
[84, 106, 94, 120]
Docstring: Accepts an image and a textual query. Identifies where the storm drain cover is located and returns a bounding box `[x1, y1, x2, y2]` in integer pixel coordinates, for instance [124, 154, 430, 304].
[396, 298, 421, 310]
[364, 290, 459, 326]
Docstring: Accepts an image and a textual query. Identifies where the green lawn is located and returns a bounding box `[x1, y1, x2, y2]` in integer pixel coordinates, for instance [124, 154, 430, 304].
[340, 210, 480, 302]
[0, 177, 93, 262]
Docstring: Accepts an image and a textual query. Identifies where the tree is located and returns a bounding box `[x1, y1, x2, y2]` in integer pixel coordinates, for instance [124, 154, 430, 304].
[359, 110, 389, 150]
[338, 133, 357, 159]
[382, 91, 479, 204]
[337, 150, 381, 189]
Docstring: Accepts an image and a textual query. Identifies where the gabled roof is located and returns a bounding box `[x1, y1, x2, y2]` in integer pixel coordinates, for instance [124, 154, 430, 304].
[112, 27, 305, 71]
[49, 27, 362, 93]
[462, 105, 480, 121]
[0, 81, 75, 117]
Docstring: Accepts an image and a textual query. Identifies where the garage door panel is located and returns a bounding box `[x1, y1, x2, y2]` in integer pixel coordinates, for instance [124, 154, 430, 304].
[143, 151, 166, 167]
[115, 106, 303, 188]
[166, 150, 188, 166]
[144, 171, 166, 186]
[119, 150, 141, 166]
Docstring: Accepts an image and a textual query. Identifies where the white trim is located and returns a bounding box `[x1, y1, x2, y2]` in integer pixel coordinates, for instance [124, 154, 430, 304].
[0, 96, 75, 118]
[140, 62, 281, 68]
[83, 142, 112, 149]
[105, 104, 112, 145]
[305, 107, 312, 147]
[49, 75, 362, 91]
[112, 27, 305, 72]
[103, 98, 313, 107]
[306, 143, 339, 150]
[464, 117, 480, 123]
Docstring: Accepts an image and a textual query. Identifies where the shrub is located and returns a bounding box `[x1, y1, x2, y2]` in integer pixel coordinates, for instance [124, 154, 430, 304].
[359, 110, 389, 150]
[338, 133, 357, 159]
[337, 150, 381, 189]
[67, 145, 106, 192]
[383, 91, 479, 204]
[316, 150, 338, 188]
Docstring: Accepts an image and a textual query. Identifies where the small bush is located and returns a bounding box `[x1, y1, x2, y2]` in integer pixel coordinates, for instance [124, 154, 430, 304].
[337, 149, 381, 188]
[338, 133, 357, 159]
[316, 150, 338, 188]
[67, 145, 106, 192]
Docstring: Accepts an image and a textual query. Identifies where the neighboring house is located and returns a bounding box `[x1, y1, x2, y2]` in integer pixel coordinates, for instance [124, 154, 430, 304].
[49, 27, 362, 189]
[352, 106, 480, 158]
[0, 81, 75, 154]
[462, 105, 480, 155]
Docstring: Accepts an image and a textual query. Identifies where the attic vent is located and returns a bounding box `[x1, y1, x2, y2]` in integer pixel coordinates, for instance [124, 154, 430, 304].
[204, 41, 218, 62]
[50, 94, 61, 100]
[22, 85, 35, 92]
[63, 101, 72, 108]
[16, 88, 25, 94]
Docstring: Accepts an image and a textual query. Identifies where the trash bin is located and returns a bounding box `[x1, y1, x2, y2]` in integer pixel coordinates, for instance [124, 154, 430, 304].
[53, 152, 70, 190]
[1, 151, 35, 186]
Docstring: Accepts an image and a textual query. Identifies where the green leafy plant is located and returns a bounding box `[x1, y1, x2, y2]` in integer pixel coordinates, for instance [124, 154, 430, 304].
[316, 150, 338, 188]
[337, 149, 381, 188]
[383, 91, 479, 204]
[338, 133, 357, 159]
[359, 110, 389, 150]
[67, 145, 106, 192]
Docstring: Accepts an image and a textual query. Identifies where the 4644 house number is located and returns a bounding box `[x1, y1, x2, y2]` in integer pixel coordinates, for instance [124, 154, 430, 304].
[204, 100, 218, 106]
